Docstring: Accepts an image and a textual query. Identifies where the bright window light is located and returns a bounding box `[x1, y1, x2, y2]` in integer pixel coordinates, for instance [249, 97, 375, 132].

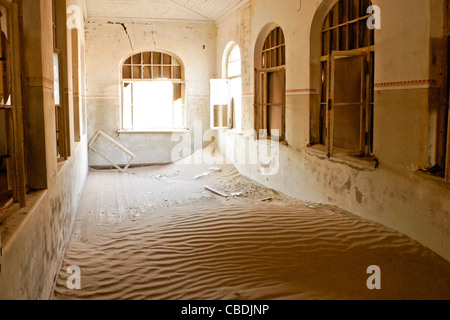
[132, 81, 174, 129]
[53, 53, 61, 105]
[227, 45, 241, 78]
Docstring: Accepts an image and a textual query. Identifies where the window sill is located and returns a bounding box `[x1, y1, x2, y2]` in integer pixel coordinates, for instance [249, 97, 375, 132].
[415, 170, 449, 184]
[304, 145, 378, 170]
[57, 158, 68, 172]
[117, 128, 190, 134]
[0, 190, 47, 250]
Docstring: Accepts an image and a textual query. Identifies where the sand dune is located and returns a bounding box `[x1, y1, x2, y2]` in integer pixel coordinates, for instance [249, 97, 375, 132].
[52, 158, 450, 300]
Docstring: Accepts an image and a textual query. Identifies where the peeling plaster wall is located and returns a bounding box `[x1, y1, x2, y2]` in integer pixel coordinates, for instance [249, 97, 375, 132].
[215, 0, 450, 262]
[85, 20, 217, 166]
[0, 143, 88, 300]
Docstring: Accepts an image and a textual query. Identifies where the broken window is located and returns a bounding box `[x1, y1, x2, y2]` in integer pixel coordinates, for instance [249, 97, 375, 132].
[210, 44, 242, 130]
[122, 51, 185, 130]
[255, 26, 286, 140]
[314, 0, 375, 157]
[53, 0, 70, 161]
[0, 2, 26, 210]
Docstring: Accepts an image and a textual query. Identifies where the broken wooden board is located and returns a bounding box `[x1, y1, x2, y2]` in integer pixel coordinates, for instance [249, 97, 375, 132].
[204, 186, 228, 198]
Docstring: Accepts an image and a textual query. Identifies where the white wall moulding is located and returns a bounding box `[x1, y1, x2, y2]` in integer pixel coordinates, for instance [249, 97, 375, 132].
[88, 131, 136, 172]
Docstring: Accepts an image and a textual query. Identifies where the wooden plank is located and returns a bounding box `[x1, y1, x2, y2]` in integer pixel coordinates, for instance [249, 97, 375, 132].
[204, 186, 228, 198]
[327, 54, 333, 158]
[11, 3, 26, 207]
[72, 28, 81, 142]
[262, 72, 268, 134]
[360, 53, 366, 154]
[446, 107, 450, 182]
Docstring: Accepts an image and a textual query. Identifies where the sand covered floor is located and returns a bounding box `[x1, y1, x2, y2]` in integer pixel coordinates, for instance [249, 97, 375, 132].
[52, 156, 450, 300]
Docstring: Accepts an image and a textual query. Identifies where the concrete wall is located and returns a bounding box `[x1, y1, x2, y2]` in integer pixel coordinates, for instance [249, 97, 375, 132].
[215, 0, 450, 262]
[85, 20, 217, 166]
[0, 0, 89, 299]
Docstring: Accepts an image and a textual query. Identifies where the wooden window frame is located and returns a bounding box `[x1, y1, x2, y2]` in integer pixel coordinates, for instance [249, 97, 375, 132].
[446, 112, 450, 182]
[53, 0, 70, 162]
[421, 0, 450, 182]
[0, 0, 26, 211]
[446, 1, 450, 182]
[210, 44, 243, 131]
[255, 26, 286, 141]
[440, 1, 450, 182]
[314, 0, 375, 158]
[72, 28, 81, 142]
[227, 45, 242, 131]
[210, 79, 231, 130]
[121, 51, 186, 130]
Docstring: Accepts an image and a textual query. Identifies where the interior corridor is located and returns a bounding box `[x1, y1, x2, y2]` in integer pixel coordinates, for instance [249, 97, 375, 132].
[52, 154, 450, 300]
[1, 0, 450, 301]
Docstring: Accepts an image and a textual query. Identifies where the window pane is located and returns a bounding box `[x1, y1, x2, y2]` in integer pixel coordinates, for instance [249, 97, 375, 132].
[230, 77, 242, 130]
[53, 53, 61, 105]
[123, 83, 132, 129]
[334, 55, 362, 104]
[228, 45, 241, 78]
[333, 104, 361, 151]
[132, 81, 174, 129]
[173, 83, 183, 128]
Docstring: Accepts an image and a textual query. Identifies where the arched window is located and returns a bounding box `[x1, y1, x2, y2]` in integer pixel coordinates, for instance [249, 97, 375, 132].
[255, 25, 286, 140]
[315, 0, 375, 157]
[210, 43, 242, 130]
[227, 44, 242, 131]
[122, 51, 185, 130]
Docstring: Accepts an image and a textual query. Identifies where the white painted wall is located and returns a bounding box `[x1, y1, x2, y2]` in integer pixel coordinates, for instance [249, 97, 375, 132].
[85, 20, 217, 166]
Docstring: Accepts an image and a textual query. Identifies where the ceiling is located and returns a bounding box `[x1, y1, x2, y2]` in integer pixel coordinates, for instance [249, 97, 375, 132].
[85, 0, 250, 23]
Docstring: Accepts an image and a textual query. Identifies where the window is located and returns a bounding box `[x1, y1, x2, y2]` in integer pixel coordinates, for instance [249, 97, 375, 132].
[72, 28, 81, 142]
[313, 0, 375, 158]
[255, 26, 286, 140]
[423, 0, 450, 181]
[210, 43, 242, 130]
[0, 2, 26, 210]
[122, 51, 185, 130]
[228, 45, 242, 131]
[53, 0, 70, 161]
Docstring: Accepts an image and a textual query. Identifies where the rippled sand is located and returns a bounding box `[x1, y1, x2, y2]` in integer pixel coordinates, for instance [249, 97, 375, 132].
[52, 157, 450, 300]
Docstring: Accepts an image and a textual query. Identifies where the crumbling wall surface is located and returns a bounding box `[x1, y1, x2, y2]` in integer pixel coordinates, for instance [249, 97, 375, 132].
[215, 0, 450, 262]
[0, 144, 88, 300]
[85, 20, 217, 166]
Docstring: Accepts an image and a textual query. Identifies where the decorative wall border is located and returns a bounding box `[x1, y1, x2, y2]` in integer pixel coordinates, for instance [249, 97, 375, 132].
[286, 89, 318, 96]
[85, 94, 120, 99]
[374, 79, 438, 91]
[189, 94, 210, 99]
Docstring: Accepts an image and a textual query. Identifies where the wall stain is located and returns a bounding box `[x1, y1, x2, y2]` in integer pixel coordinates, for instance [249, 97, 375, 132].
[355, 188, 363, 204]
